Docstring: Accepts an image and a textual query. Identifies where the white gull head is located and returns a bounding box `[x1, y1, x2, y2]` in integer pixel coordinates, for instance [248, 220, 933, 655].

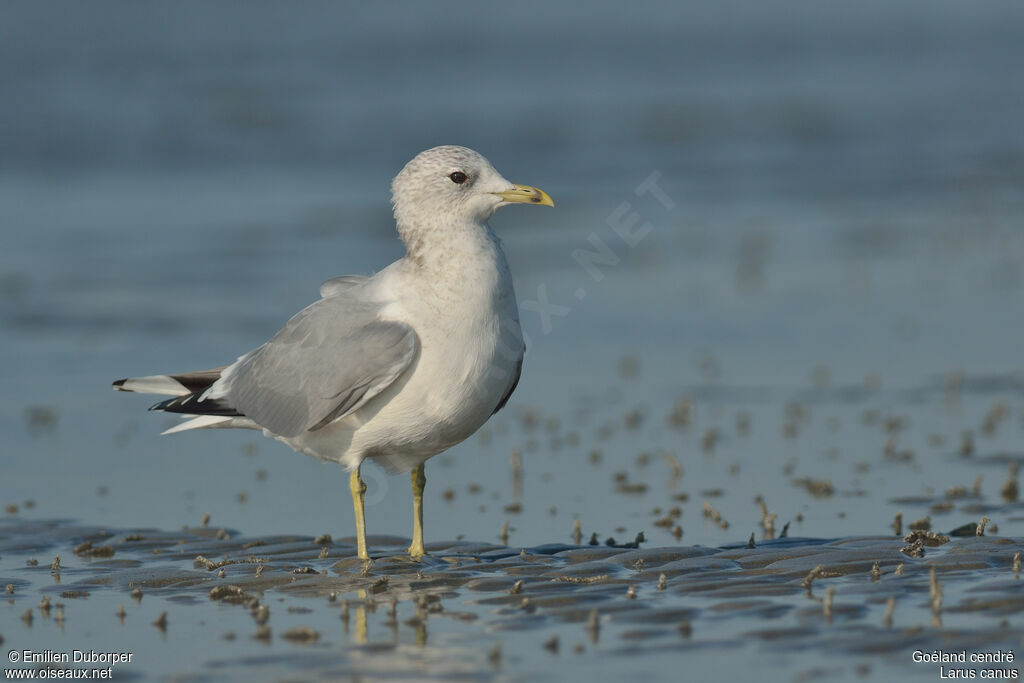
[390, 145, 553, 237]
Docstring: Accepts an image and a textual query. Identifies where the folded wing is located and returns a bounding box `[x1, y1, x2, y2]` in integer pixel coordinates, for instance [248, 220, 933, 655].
[209, 295, 418, 438]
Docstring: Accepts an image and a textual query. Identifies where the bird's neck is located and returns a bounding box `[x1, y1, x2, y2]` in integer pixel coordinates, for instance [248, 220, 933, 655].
[398, 217, 500, 273]
[396, 218, 511, 308]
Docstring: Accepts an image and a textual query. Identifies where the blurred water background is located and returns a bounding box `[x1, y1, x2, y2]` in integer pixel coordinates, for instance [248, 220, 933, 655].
[2, 2, 1024, 680]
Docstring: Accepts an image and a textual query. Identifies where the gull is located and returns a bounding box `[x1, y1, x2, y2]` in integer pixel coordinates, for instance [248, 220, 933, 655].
[113, 146, 552, 560]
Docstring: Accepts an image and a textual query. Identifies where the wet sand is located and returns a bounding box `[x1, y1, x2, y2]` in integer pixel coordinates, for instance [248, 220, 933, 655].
[2, 516, 1021, 681]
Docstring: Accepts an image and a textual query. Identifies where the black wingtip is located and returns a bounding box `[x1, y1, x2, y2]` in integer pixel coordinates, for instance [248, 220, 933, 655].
[113, 378, 127, 389]
[148, 396, 176, 411]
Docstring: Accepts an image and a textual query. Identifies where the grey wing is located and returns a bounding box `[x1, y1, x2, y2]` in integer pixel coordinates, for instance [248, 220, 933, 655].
[220, 296, 418, 438]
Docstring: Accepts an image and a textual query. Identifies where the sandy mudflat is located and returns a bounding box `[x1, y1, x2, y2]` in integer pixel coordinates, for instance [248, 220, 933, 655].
[2, 516, 1021, 681]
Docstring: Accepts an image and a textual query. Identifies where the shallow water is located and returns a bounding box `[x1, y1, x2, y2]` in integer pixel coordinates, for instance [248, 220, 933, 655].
[2, 518, 1021, 682]
[3, 1, 1024, 680]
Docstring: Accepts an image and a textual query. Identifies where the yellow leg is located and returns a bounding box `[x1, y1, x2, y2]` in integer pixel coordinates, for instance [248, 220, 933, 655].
[349, 466, 369, 560]
[408, 463, 427, 558]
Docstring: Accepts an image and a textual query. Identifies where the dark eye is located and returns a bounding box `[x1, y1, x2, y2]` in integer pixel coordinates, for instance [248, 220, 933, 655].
[449, 171, 468, 184]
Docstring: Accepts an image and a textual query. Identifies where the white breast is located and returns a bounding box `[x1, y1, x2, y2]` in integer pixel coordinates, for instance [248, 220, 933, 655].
[284, 226, 524, 473]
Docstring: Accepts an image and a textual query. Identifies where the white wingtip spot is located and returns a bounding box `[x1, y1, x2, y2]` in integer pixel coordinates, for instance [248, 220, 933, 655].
[114, 375, 191, 397]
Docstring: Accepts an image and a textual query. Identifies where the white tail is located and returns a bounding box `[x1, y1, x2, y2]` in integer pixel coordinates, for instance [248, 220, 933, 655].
[161, 415, 243, 435]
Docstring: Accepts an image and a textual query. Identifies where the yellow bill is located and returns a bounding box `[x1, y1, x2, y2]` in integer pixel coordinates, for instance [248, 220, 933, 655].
[493, 184, 554, 207]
